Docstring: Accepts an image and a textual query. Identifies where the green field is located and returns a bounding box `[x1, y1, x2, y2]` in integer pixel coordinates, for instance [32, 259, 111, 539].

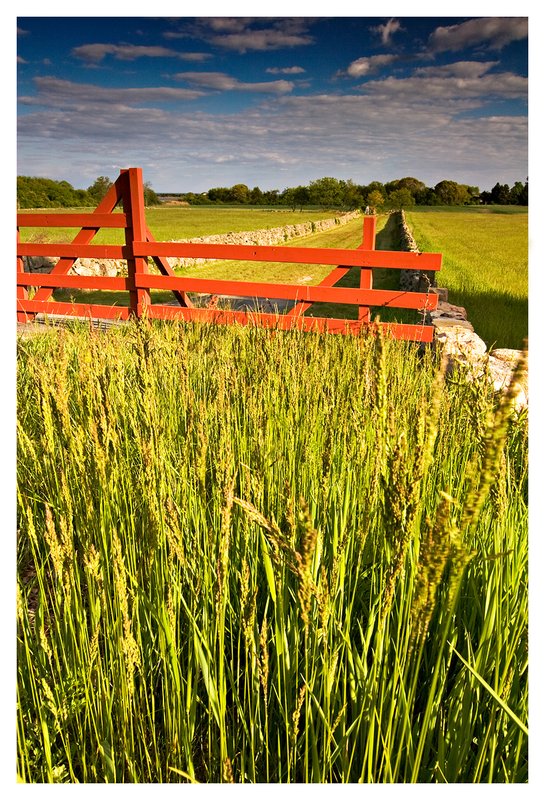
[17, 318, 528, 783]
[404, 208, 528, 350]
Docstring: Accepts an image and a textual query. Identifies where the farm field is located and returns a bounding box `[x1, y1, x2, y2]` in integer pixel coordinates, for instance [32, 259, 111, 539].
[17, 318, 528, 783]
[404, 208, 528, 350]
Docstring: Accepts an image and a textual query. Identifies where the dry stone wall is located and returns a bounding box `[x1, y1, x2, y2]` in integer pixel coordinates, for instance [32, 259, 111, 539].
[163, 210, 360, 269]
[396, 211, 528, 411]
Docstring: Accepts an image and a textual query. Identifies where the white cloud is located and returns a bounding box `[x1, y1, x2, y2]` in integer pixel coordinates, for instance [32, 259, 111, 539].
[371, 18, 404, 46]
[173, 72, 294, 94]
[193, 18, 315, 53]
[73, 44, 171, 63]
[20, 83, 526, 189]
[413, 61, 500, 79]
[266, 66, 306, 75]
[178, 52, 213, 62]
[358, 69, 527, 102]
[345, 54, 398, 78]
[19, 77, 204, 108]
[428, 17, 528, 53]
[72, 43, 204, 63]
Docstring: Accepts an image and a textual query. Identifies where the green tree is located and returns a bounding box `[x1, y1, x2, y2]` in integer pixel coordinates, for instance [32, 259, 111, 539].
[363, 181, 386, 200]
[262, 189, 280, 205]
[143, 182, 161, 206]
[208, 187, 231, 203]
[308, 177, 345, 207]
[367, 190, 384, 211]
[250, 186, 264, 205]
[87, 176, 113, 204]
[387, 188, 415, 210]
[16, 176, 88, 208]
[434, 180, 470, 205]
[509, 181, 527, 205]
[396, 176, 426, 195]
[230, 183, 250, 204]
[414, 187, 439, 205]
[490, 182, 511, 205]
[342, 180, 364, 209]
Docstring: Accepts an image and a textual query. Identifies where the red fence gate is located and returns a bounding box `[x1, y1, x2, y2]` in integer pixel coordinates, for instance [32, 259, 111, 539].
[17, 168, 442, 342]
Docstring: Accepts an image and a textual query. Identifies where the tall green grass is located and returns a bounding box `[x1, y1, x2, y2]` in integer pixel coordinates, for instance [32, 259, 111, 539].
[17, 319, 528, 783]
[404, 210, 528, 350]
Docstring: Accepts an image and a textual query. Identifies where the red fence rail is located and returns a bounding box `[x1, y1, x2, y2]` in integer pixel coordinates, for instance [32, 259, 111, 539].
[17, 168, 442, 342]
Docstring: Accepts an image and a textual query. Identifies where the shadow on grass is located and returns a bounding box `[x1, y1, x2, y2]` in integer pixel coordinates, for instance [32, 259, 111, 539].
[442, 287, 527, 351]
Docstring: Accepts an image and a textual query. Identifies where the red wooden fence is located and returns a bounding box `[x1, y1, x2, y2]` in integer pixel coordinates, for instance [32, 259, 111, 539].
[17, 168, 442, 342]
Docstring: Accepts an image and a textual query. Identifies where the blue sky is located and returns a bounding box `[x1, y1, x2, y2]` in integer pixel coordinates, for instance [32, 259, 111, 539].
[16, 8, 529, 193]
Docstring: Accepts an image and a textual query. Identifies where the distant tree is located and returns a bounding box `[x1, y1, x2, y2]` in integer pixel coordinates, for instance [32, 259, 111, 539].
[250, 186, 264, 204]
[415, 187, 439, 205]
[490, 182, 511, 205]
[463, 185, 481, 204]
[367, 190, 384, 211]
[363, 181, 386, 201]
[292, 185, 310, 210]
[396, 176, 427, 195]
[434, 180, 470, 205]
[387, 188, 415, 209]
[341, 180, 364, 209]
[308, 177, 345, 207]
[230, 183, 250, 204]
[509, 181, 528, 205]
[262, 189, 280, 205]
[87, 176, 113, 204]
[384, 179, 400, 195]
[208, 187, 231, 203]
[281, 185, 310, 211]
[17, 176, 88, 208]
[143, 182, 161, 206]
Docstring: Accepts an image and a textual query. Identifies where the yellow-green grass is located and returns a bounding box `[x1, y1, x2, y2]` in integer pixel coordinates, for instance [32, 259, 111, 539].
[17, 318, 528, 782]
[404, 208, 528, 350]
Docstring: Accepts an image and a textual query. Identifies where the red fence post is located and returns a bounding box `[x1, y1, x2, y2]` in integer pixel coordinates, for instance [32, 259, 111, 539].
[17, 228, 30, 323]
[122, 168, 150, 317]
[359, 215, 376, 323]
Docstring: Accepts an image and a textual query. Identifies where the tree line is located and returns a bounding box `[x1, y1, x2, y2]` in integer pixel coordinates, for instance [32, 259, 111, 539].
[17, 173, 527, 210]
[16, 175, 161, 209]
[178, 176, 528, 210]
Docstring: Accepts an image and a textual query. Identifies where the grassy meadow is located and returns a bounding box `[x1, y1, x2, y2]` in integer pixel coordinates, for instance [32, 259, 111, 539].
[404, 208, 528, 350]
[17, 318, 528, 783]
